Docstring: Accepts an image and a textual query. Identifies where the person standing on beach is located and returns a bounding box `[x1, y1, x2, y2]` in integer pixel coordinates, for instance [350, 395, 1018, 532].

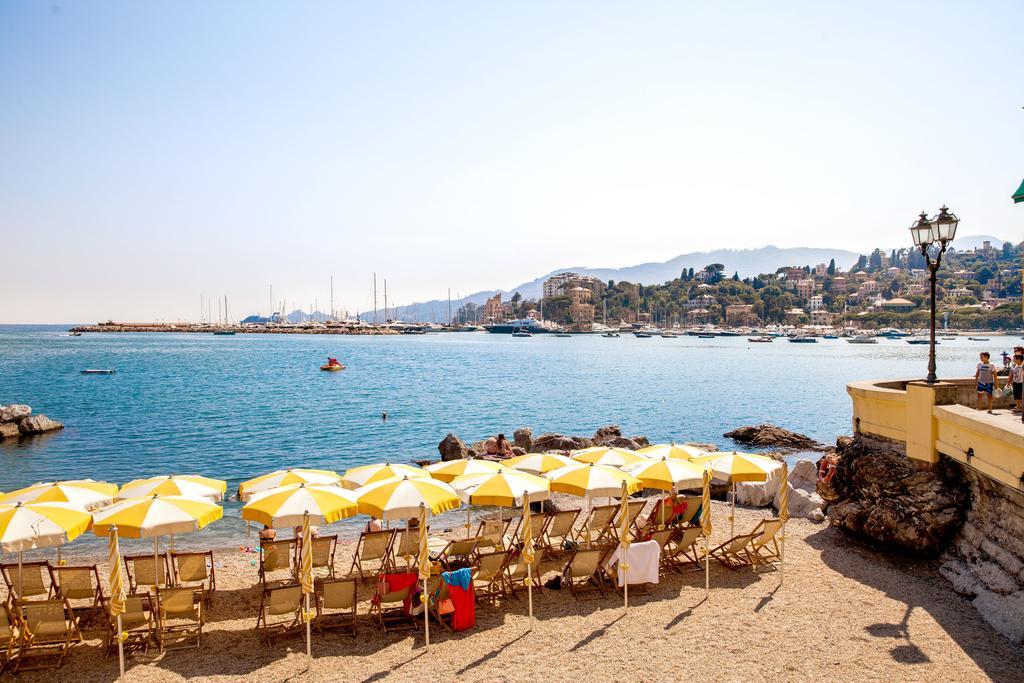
[976, 352, 997, 414]
[1010, 354, 1024, 415]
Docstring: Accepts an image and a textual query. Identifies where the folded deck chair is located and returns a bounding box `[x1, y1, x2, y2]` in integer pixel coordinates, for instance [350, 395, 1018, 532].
[438, 538, 480, 570]
[576, 505, 617, 546]
[50, 564, 105, 623]
[171, 551, 216, 602]
[1, 561, 54, 603]
[472, 550, 511, 605]
[505, 547, 545, 599]
[256, 584, 303, 644]
[431, 568, 474, 631]
[350, 530, 397, 581]
[16, 599, 79, 672]
[155, 586, 203, 651]
[259, 539, 295, 585]
[103, 594, 154, 659]
[0, 602, 21, 673]
[709, 533, 760, 570]
[124, 554, 171, 594]
[315, 578, 357, 637]
[749, 519, 784, 567]
[539, 509, 580, 555]
[310, 535, 338, 580]
[664, 527, 705, 571]
[370, 573, 417, 633]
[562, 548, 608, 600]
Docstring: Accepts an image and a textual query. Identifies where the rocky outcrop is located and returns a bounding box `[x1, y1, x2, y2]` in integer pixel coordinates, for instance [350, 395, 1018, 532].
[0, 405, 64, 439]
[724, 424, 824, 451]
[18, 414, 64, 436]
[774, 459, 825, 522]
[0, 423, 19, 440]
[437, 434, 470, 461]
[823, 435, 966, 555]
[513, 427, 533, 451]
[530, 433, 592, 453]
[0, 405, 31, 424]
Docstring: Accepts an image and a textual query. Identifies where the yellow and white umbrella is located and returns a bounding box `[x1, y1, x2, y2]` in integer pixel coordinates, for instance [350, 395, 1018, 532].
[503, 452, 576, 475]
[341, 463, 429, 490]
[520, 491, 536, 630]
[299, 512, 314, 665]
[0, 501, 93, 598]
[116, 475, 227, 502]
[450, 470, 550, 539]
[545, 463, 643, 498]
[638, 443, 709, 460]
[701, 470, 712, 596]
[425, 459, 507, 483]
[623, 457, 706, 529]
[693, 451, 782, 534]
[417, 504, 431, 649]
[355, 476, 460, 521]
[618, 481, 631, 610]
[108, 526, 127, 681]
[0, 480, 117, 511]
[238, 468, 341, 502]
[571, 447, 649, 468]
[241, 483, 358, 528]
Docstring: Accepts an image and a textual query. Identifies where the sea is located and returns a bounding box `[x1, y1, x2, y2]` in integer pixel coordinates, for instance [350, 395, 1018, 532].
[1, 324, 1018, 557]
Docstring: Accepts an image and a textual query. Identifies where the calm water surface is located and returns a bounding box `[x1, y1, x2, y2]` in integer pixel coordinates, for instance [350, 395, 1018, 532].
[1, 325, 1017, 555]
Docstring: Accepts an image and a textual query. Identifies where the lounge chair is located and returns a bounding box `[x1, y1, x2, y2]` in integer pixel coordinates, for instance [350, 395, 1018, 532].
[676, 496, 704, 526]
[349, 530, 397, 581]
[438, 538, 480, 570]
[619, 499, 647, 538]
[664, 527, 705, 572]
[0, 602, 20, 673]
[256, 584, 303, 643]
[561, 548, 608, 600]
[575, 504, 617, 546]
[749, 519, 785, 567]
[103, 594, 154, 658]
[49, 564, 105, 623]
[155, 586, 203, 651]
[15, 599, 79, 671]
[315, 578, 357, 637]
[505, 547, 545, 598]
[394, 527, 422, 570]
[1, 561, 54, 603]
[510, 513, 548, 548]
[708, 533, 760, 570]
[369, 573, 417, 633]
[309, 535, 338, 580]
[124, 554, 171, 594]
[472, 550, 512, 605]
[644, 529, 678, 574]
[171, 551, 216, 601]
[258, 539, 295, 585]
[475, 517, 510, 552]
[539, 508, 580, 556]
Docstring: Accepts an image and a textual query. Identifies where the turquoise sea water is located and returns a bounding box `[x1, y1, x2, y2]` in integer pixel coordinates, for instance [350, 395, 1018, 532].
[1, 325, 1019, 555]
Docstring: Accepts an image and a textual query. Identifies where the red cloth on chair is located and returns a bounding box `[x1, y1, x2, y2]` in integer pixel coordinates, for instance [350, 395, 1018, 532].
[374, 572, 419, 614]
[448, 583, 475, 631]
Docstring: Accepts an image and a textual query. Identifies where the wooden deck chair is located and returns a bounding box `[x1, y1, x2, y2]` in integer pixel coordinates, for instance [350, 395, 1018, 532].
[50, 564, 105, 624]
[0, 602, 21, 673]
[474, 517, 510, 552]
[124, 554, 171, 594]
[749, 519, 784, 567]
[562, 548, 607, 600]
[676, 496, 703, 526]
[644, 529, 678, 574]
[395, 527, 421, 570]
[438, 538, 480, 570]
[310, 535, 338, 580]
[15, 599, 78, 672]
[709, 533, 759, 570]
[315, 578, 357, 637]
[255, 584, 303, 644]
[155, 586, 203, 651]
[636, 498, 678, 538]
[510, 512, 548, 548]
[622, 499, 647, 537]
[472, 550, 511, 605]
[505, 547, 545, 598]
[103, 594, 154, 658]
[171, 551, 216, 601]
[258, 539, 294, 585]
[349, 530, 397, 581]
[576, 504, 617, 546]
[664, 526, 704, 571]
[369, 576, 416, 633]
[540, 508, 580, 555]
[1, 561, 54, 603]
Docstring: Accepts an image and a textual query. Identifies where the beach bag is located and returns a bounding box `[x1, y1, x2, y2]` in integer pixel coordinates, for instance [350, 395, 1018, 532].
[1002, 385, 1015, 398]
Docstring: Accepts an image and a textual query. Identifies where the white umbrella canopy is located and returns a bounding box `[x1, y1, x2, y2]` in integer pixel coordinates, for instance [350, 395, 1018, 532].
[570, 447, 649, 469]
[238, 468, 342, 502]
[0, 502, 93, 552]
[450, 470, 551, 506]
[0, 480, 116, 511]
[637, 443, 710, 461]
[622, 457, 706, 491]
[424, 459, 507, 483]
[545, 463, 643, 498]
[503, 452, 576, 475]
[355, 476, 460, 522]
[341, 463, 430, 490]
[116, 475, 227, 502]
[92, 495, 223, 539]
[241, 483, 358, 528]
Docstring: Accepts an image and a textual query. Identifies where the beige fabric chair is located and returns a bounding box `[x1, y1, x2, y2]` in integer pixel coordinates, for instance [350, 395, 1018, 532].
[124, 554, 171, 594]
[472, 550, 512, 605]
[50, 565, 105, 621]
[103, 594, 154, 658]
[0, 602, 21, 673]
[259, 539, 294, 585]
[315, 578, 357, 637]
[349, 530, 397, 580]
[155, 586, 203, 651]
[256, 584, 303, 644]
[749, 519, 785, 566]
[395, 527, 422, 570]
[15, 599, 79, 671]
[438, 538, 480, 568]
[475, 518, 510, 552]
[664, 526, 704, 571]
[369, 578, 415, 633]
[540, 509, 580, 555]
[709, 533, 760, 570]
[576, 505, 617, 546]
[562, 549, 607, 600]
[1, 561, 54, 602]
[310, 535, 338, 580]
[505, 547, 545, 598]
[171, 551, 216, 600]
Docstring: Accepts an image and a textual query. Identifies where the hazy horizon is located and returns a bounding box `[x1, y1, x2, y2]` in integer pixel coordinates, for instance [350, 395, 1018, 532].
[3, 2, 1022, 323]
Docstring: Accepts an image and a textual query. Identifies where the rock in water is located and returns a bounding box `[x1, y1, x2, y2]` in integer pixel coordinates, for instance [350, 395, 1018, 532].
[17, 414, 64, 435]
[0, 404, 31, 424]
[529, 433, 593, 453]
[593, 425, 623, 443]
[724, 423, 824, 451]
[438, 434, 469, 461]
[0, 422, 19, 440]
[513, 427, 533, 451]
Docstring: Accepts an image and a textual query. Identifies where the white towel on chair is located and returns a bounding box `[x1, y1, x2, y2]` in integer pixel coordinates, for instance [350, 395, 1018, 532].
[605, 540, 660, 586]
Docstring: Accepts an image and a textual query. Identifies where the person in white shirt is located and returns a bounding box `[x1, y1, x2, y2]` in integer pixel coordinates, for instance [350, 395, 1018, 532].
[975, 352, 997, 414]
[1010, 354, 1024, 415]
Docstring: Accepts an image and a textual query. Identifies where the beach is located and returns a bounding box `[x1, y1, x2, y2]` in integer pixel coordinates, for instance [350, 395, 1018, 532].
[12, 501, 1024, 682]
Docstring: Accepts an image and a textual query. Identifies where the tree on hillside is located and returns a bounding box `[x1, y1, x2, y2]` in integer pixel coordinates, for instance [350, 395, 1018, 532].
[855, 254, 868, 271]
[1003, 242, 1014, 259]
[869, 249, 883, 272]
[827, 258, 836, 276]
[732, 271, 740, 281]
[976, 266, 995, 285]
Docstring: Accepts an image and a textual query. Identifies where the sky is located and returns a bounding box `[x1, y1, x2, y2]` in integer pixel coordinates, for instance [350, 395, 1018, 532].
[1, 1, 1022, 323]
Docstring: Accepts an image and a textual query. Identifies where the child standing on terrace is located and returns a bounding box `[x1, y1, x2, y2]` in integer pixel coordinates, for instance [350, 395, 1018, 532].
[1010, 355, 1024, 415]
[975, 352, 997, 414]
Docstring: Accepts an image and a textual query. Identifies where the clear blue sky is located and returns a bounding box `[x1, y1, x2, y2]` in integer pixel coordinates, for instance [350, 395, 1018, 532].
[2, 1, 1021, 322]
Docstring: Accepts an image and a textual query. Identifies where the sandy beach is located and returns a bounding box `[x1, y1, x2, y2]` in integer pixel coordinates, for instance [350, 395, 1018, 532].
[7, 501, 1022, 682]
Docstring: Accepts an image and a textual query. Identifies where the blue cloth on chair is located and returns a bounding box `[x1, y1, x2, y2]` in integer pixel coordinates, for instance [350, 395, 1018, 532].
[442, 567, 472, 590]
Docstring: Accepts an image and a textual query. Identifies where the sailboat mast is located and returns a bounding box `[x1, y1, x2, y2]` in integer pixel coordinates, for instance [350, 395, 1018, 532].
[373, 274, 378, 325]
[384, 279, 388, 323]
[448, 289, 451, 325]
[330, 275, 334, 322]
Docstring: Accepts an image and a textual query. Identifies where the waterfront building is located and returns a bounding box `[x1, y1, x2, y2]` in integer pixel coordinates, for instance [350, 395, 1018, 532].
[482, 293, 504, 322]
[567, 286, 595, 327]
[810, 309, 833, 325]
[880, 297, 915, 311]
[725, 304, 758, 326]
[784, 307, 806, 323]
[796, 279, 816, 300]
[542, 272, 607, 299]
[809, 294, 824, 312]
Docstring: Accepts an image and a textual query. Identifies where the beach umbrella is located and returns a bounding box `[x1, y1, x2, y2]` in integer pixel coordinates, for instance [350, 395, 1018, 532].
[417, 504, 431, 650]
[520, 492, 535, 630]
[424, 459, 507, 483]
[637, 443, 709, 460]
[502, 452, 576, 475]
[570, 447, 649, 468]
[545, 463, 642, 547]
[108, 526, 127, 681]
[341, 463, 429, 491]
[450, 470, 550, 540]
[241, 483, 358, 528]
[116, 475, 227, 502]
[693, 451, 782, 535]
[701, 470, 712, 597]
[93, 494, 223, 586]
[355, 476, 460, 522]
[778, 462, 790, 584]
[238, 468, 341, 502]
[0, 501, 92, 598]
[299, 512, 314, 667]
[623, 457, 706, 529]
[618, 481, 631, 611]
[0, 479, 116, 511]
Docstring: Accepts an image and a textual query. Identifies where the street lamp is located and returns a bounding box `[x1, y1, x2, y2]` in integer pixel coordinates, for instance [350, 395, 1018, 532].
[910, 205, 959, 383]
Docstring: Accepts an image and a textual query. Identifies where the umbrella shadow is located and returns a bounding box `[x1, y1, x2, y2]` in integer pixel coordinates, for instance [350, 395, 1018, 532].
[360, 651, 425, 683]
[456, 631, 529, 674]
[569, 613, 623, 651]
[753, 581, 781, 612]
[865, 604, 930, 665]
[664, 595, 707, 630]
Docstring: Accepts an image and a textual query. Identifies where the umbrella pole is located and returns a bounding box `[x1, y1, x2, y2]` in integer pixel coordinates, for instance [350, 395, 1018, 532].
[423, 577, 430, 650]
[154, 537, 160, 587]
[705, 533, 710, 597]
[586, 496, 591, 549]
[730, 482, 736, 537]
[527, 564, 533, 630]
[116, 613, 125, 681]
[18, 551, 23, 600]
[305, 592, 311, 665]
[57, 546, 62, 566]
[466, 506, 471, 539]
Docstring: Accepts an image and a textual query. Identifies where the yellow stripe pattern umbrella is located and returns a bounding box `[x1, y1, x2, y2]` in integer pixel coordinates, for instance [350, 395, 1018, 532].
[0, 502, 93, 552]
[425, 459, 507, 483]
[117, 475, 227, 502]
[299, 513, 313, 594]
[778, 463, 790, 524]
[571, 447, 649, 468]
[93, 495, 223, 538]
[341, 463, 429, 490]
[417, 505, 430, 582]
[450, 470, 550, 507]
[701, 470, 712, 595]
[545, 463, 643, 498]
[503, 452, 576, 475]
[623, 457, 705, 492]
[108, 528, 126, 616]
[241, 484, 357, 528]
[238, 468, 341, 502]
[638, 443, 709, 460]
[692, 451, 782, 482]
[1, 480, 116, 511]
[355, 477, 460, 521]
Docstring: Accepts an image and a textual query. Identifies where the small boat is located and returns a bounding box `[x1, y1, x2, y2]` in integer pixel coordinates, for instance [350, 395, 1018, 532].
[69, 331, 82, 337]
[556, 332, 572, 337]
[906, 338, 932, 345]
[697, 334, 715, 339]
[320, 364, 345, 371]
[213, 330, 235, 336]
[823, 334, 838, 340]
[634, 332, 652, 338]
[401, 327, 426, 335]
[660, 333, 677, 339]
[81, 369, 116, 374]
[512, 329, 533, 338]
[847, 335, 877, 344]
[788, 336, 817, 343]
[602, 332, 620, 338]
[748, 336, 773, 343]
[968, 337, 990, 342]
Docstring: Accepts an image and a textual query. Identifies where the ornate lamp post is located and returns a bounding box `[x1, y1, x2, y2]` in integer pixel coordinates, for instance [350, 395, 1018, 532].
[910, 205, 959, 384]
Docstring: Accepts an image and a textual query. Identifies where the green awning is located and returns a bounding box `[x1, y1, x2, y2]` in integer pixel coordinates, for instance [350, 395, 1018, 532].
[1014, 177, 1024, 204]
